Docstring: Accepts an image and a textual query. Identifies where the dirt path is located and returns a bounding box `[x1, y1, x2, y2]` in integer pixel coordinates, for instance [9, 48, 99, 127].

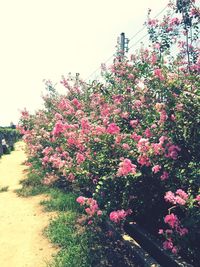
[0, 142, 58, 267]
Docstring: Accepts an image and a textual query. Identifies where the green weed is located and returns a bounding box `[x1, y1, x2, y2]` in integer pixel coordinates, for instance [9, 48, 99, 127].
[41, 189, 80, 212]
[0, 186, 9, 192]
[45, 212, 90, 267]
[15, 185, 48, 197]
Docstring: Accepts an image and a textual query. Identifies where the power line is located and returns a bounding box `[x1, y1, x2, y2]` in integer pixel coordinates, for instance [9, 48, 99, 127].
[128, 33, 149, 51]
[85, 3, 169, 82]
[128, 4, 169, 47]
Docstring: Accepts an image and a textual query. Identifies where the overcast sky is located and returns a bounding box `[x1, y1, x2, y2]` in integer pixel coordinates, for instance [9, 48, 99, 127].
[0, 0, 172, 126]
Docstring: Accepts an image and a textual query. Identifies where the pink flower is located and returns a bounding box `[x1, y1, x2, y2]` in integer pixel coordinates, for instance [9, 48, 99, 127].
[121, 112, 129, 119]
[177, 227, 188, 236]
[159, 110, 168, 123]
[76, 152, 85, 164]
[172, 246, 178, 254]
[158, 229, 164, 234]
[115, 134, 123, 144]
[109, 211, 119, 223]
[164, 213, 180, 229]
[67, 136, 76, 146]
[195, 195, 200, 205]
[170, 17, 180, 26]
[81, 118, 90, 130]
[97, 210, 103, 216]
[107, 123, 120, 135]
[161, 171, 169, 181]
[151, 143, 164, 155]
[144, 128, 152, 138]
[152, 165, 161, 173]
[165, 144, 181, 160]
[68, 173, 75, 181]
[165, 229, 173, 234]
[122, 143, 130, 150]
[117, 159, 137, 176]
[52, 120, 65, 136]
[133, 100, 142, 109]
[109, 209, 131, 223]
[163, 240, 174, 250]
[55, 113, 63, 120]
[154, 68, 165, 80]
[76, 196, 86, 205]
[137, 138, 150, 153]
[159, 136, 168, 144]
[151, 124, 157, 129]
[175, 196, 186, 206]
[154, 42, 161, 50]
[130, 120, 139, 128]
[148, 18, 158, 26]
[137, 155, 151, 167]
[151, 53, 157, 64]
[171, 114, 176, 121]
[165, 189, 188, 206]
[72, 98, 82, 109]
[131, 132, 142, 141]
[94, 125, 106, 135]
[176, 189, 188, 200]
[164, 191, 176, 204]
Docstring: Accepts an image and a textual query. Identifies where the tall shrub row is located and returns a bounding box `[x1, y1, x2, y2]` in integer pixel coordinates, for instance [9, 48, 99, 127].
[18, 1, 200, 265]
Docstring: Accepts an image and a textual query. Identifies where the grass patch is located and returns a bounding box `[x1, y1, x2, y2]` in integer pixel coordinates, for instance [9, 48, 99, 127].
[41, 189, 80, 212]
[15, 184, 48, 197]
[45, 212, 91, 267]
[16, 163, 49, 197]
[18, 158, 137, 266]
[0, 186, 9, 192]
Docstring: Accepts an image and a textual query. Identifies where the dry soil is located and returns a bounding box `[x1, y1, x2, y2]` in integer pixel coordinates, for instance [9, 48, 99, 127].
[0, 142, 58, 267]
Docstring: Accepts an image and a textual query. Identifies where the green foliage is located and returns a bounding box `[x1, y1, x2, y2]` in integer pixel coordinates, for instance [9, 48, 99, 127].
[45, 213, 90, 267]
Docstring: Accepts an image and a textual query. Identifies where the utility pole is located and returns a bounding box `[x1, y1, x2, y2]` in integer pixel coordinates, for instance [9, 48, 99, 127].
[118, 32, 129, 61]
[120, 32, 125, 57]
[75, 73, 80, 86]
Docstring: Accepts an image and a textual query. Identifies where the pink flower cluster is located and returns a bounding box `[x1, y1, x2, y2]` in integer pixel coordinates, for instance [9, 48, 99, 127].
[165, 144, 181, 160]
[76, 152, 86, 164]
[154, 68, 165, 81]
[137, 138, 150, 153]
[164, 213, 180, 229]
[164, 189, 188, 206]
[76, 196, 102, 218]
[152, 164, 161, 173]
[52, 120, 67, 136]
[160, 212, 189, 254]
[160, 171, 169, 181]
[117, 158, 137, 176]
[107, 123, 120, 135]
[137, 154, 151, 167]
[109, 209, 132, 223]
[163, 239, 178, 254]
[195, 195, 200, 205]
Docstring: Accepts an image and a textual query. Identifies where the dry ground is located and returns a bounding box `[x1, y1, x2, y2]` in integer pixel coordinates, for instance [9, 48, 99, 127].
[0, 142, 58, 267]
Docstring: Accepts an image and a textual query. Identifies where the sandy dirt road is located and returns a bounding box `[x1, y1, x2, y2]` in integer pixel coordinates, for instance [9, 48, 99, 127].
[0, 142, 57, 267]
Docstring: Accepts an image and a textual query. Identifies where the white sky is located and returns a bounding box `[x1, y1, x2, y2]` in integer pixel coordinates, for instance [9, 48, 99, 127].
[0, 0, 170, 126]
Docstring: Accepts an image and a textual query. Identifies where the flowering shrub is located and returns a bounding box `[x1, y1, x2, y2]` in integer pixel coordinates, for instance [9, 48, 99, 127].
[18, 0, 200, 265]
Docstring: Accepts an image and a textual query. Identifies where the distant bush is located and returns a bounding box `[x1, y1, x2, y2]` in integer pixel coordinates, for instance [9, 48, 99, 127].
[0, 127, 21, 155]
